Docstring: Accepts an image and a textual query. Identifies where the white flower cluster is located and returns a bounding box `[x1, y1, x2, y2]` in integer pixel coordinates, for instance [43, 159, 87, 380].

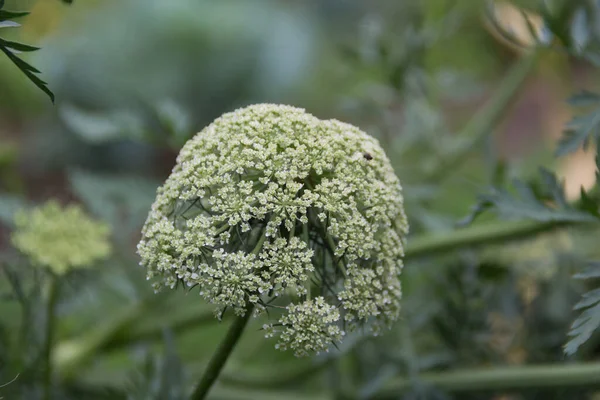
[275, 297, 343, 357]
[138, 104, 408, 356]
[12, 201, 111, 275]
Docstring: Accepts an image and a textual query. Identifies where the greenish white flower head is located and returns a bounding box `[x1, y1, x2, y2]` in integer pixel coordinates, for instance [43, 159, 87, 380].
[12, 200, 111, 275]
[138, 104, 408, 356]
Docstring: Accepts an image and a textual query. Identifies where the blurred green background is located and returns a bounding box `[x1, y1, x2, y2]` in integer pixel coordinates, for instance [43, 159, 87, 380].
[2, 0, 600, 399]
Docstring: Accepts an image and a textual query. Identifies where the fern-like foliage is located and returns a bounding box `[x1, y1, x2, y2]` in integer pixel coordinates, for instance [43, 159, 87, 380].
[565, 262, 600, 355]
[461, 168, 599, 225]
[556, 91, 600, 157]
[0, 2, 54, 101]
[463, 110, 600, 356]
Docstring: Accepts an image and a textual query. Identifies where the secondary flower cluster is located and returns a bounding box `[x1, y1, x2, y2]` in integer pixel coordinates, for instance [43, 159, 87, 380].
[12, 200, 111, 275]
[138, 103, 408, 356]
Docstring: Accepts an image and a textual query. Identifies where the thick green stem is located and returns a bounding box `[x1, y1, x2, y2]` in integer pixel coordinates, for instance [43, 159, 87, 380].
[42, 274, 60, 400]
[375, 362, 600, 396]
[423, 49, 539, 183]
[190, 303, 255, 400]
[55, 220, 581, 379]
[217, 219, 593, 392]
[50, 219, 589, 387]
[404, 219, 573, 261]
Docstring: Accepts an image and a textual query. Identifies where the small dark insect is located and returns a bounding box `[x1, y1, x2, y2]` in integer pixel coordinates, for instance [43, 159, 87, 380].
[363, 152, 373, 160]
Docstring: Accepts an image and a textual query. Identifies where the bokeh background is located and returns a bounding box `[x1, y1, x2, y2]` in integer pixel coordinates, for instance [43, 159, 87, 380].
[2, 0, 600, 399]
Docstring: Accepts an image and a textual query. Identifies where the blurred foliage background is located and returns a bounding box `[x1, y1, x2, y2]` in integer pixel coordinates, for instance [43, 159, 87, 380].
[3, 0, 600, 399]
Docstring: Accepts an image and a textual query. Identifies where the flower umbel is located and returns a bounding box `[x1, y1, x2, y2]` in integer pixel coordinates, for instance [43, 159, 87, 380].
[12, 200, 111, 275]
[276, 297, 343, 357]
[138, 104, 408, 356]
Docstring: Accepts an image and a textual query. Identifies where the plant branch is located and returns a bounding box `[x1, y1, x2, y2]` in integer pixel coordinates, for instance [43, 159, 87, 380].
[214, 219, 591, 392]
[53, 218, 590, 386]
[190, 303, 255, 400]
[53, 299, 149, 378]
[423, 49, 539, 183]
[373, 362, 600, 397]
[404, 219, 573, 261]
[56, 219, 582, 380]
[102, 303, 217, 351]
[220, 359, 333, 390]
[54, 295, 217, 377]
[42, 274, 60, 400]
[190, 387, 330, 400]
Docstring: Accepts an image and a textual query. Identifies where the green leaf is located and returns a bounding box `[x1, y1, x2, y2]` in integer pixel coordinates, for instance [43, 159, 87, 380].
[1, 47, 40, 72]
[0, 44, 54, 102]
[0, 7, 54, 102]
[0, 20, 18, 28]
[578, 188, 600, 217]
[566, 296, 600, 355]
[0, 39, 38, 52]
[566, 91, 600, 107]
[574, 262, 600, 279]
[462, 169, 597, 224]
[0, 10, 28, 21]
[574, 288, 600, 310]
[566, 261, 600, 355]
[557, 91, 600, 156]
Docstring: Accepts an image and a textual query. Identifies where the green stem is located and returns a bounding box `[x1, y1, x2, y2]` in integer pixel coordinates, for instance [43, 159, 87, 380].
[215, 224, 231, 236]
[207, 220, 593, 393]
[195, 387, 330, 400]
[328, 360, 344, 400]
[374, 362, 600, 396]
[220, 359, 333, 390]
[423, 49, 539, 183]
[190, 303, 255, 400]
[404, 219, 573, 261]
[51, 219, 588, 385]
[54, 299, 149, 378]
[42, 273, 60, 400]
[102, 305, 217, 352]
[53, 231, 270, 380]
[251, 231, 268, 255]
[55, 296, 217, 377]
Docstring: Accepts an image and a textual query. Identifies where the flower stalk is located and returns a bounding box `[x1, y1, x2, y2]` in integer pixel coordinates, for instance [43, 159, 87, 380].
[42, 273, 60, 400]
[422, 48, 540, 183]
[190, 303, 255, 400]
[53, 298, 151, 378]
[404, 219, 572, 261]
[375, 362, 600, 397]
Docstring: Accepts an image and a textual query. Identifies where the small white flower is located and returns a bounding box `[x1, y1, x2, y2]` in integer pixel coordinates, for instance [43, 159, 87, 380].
[138, 104, 408, 356]
[277, 297, 343, 357]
